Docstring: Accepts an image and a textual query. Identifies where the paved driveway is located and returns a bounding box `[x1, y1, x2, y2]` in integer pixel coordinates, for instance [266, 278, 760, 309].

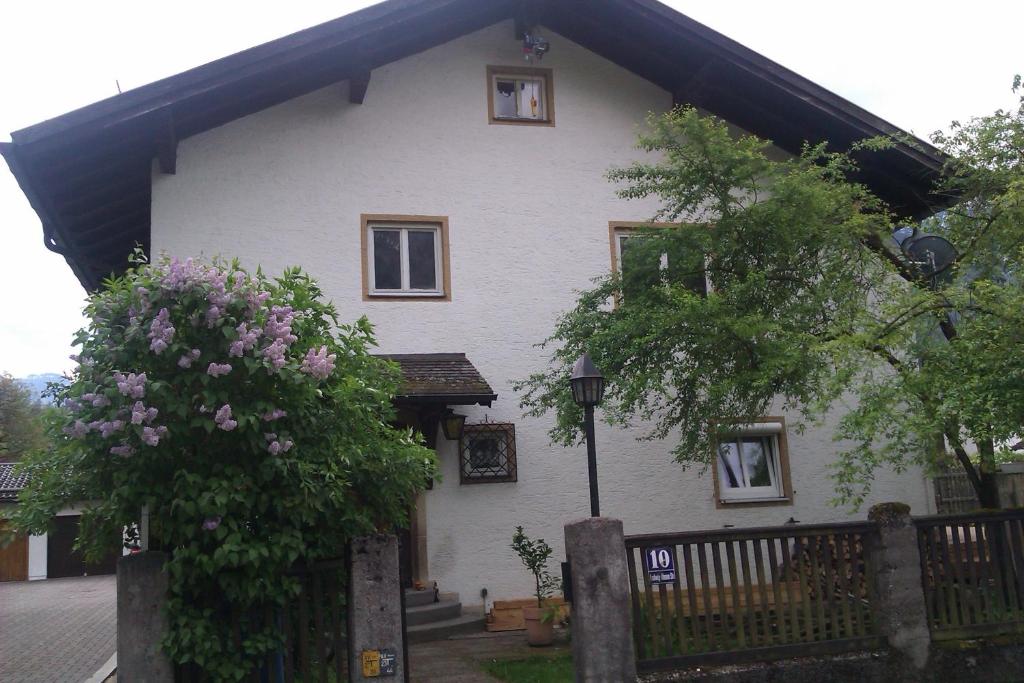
[0, 575, 116, 683]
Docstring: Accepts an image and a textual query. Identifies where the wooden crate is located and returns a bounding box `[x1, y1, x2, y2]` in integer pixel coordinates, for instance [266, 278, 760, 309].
[486, 597, 570, 632]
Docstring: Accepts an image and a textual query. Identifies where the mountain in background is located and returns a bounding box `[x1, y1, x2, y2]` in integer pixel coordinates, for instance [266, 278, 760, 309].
[19, 373, 67, 404]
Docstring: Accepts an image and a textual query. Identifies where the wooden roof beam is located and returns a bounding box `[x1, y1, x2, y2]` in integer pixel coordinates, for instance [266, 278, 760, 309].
[156, 110, 177, 175]
[348, 69, 371, 104]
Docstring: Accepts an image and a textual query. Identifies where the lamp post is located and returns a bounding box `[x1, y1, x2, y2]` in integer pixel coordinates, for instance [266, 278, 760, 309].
[570, 353, 605, 517]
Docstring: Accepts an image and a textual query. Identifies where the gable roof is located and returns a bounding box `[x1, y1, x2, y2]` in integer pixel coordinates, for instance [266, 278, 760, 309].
[0, 463, 29, 503]
[377, 353, 497, 405]
[1, 0, 949, 290]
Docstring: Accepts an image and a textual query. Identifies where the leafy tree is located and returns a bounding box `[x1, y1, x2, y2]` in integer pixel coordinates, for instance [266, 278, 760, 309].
[8, 254, 435, 680]
[518, 82, 1024, 510]
[0, 373, 46, 461]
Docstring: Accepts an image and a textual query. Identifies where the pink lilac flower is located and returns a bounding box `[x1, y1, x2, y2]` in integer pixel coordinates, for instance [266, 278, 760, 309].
[148, 308, 175, 354]
[99, 420, 125, 438]
[207, 362, 232, 378]
[110, 444, 135, 458]
[130, 402, 159, 425]
[264, 432, 294, 455]
[63, 398, 82, 412]
[202, 516, 221, 531]
[177, 348, 201, 369]
[260, 338, 288, 371]
[142, 425, 168, 446]
[65, 420, 90, 438]
[114, 373, 146, 399]
[82, 392, 111, 408]
[229, 323, 262, 357]
[214, 404, 237, 431]
[205, 305, 222, 328]
[300, 346, 337, 381]
[264, 306, 298, 346]
[261, 408, 286, 422]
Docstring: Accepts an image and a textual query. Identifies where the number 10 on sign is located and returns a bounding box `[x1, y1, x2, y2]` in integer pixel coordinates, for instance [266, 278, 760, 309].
[643, 546, 677, 585]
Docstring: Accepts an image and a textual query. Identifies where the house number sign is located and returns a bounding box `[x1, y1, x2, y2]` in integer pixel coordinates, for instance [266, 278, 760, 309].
[643, 546, 677, 585]
[361, 649, 397, 677]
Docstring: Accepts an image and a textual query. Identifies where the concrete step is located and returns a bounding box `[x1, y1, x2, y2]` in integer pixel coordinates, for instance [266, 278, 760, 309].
[405, 600, 462, 626]
[406, 613, 487, 644]
[404, 588, 437, 608]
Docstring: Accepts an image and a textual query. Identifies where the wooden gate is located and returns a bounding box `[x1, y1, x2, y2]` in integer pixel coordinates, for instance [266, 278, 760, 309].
[0, 522, 28, 581]
[625, 521, 882, 673]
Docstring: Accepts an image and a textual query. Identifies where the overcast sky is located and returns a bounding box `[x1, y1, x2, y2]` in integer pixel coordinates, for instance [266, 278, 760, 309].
[1, 1, 1020, 378]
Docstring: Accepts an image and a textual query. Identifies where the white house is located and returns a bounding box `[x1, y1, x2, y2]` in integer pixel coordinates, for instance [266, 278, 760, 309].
[2, 0, 946, 613]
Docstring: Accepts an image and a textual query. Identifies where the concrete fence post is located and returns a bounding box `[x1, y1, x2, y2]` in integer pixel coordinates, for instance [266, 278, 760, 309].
[117, 550, 174, 682]
[348, 534, 406, 681]
[865, 502, 931, 670]
[564, 517, 637, 683]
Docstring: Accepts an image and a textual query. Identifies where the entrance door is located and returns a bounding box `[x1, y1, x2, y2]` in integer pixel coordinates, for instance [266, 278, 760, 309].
[394, 407, 441, 589]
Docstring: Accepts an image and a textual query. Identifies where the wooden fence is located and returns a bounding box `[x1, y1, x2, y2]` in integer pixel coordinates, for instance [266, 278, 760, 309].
[624, 521, 881, 672]
[915, 510, 1024, 640]
[932, 469, 1024, 513]
[176, 559, 348, 682]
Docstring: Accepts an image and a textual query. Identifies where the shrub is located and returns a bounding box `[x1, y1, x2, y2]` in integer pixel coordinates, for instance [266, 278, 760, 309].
[9, 253, 435, 680]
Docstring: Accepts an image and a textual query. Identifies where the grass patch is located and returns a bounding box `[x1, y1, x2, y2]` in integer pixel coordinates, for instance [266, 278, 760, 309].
[481, 653, 574, 683]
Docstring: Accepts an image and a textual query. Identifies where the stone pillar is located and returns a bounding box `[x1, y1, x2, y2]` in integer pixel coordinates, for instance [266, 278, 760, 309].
[348, 534, 406, 681]
[117, 551, 174, 682]
[865, 503, 931, 670]
[564, 517, 637, 683]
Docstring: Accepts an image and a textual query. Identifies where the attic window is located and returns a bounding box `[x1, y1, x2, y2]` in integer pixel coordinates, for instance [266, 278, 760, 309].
[487, 66, 554, 126]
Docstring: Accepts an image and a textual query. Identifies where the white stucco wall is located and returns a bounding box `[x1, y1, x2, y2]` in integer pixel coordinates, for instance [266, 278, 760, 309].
[27, 533, 46, 580]
[150, 20, 933, 604]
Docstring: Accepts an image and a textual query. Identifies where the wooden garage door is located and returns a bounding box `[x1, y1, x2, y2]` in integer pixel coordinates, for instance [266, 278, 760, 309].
[0, 521, 28, 581]
[47, 515, 119, 578]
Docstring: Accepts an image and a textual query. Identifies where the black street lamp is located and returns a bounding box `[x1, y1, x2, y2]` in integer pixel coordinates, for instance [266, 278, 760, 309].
[570, 353, 605, 517]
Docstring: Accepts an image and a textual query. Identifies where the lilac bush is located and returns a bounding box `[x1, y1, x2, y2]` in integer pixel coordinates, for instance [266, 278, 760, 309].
[11, 253, 435, 680]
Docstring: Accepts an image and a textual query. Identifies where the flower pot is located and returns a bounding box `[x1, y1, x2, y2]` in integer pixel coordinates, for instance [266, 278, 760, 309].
[522, 605, 554, 646]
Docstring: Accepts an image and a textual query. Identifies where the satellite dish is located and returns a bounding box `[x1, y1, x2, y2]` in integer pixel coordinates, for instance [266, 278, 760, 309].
[903, 234, 958, 279]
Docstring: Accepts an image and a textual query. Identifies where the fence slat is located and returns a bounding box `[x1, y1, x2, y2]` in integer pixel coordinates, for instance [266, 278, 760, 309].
[994, 521, 1020, 616]
[807, 536, 826, 641]
[669, 545, 687, 655]
[765, 537, 786, 644]
[821, 534, 839, 640]
[750, 539, 769, 645]
[711, 542, 729, 650]
[948, 524, 970, 626]
[937, 525, 960, 627]
[641, 548, 662, 656]
[626, 548, 646, 660]
[738, 541, 758, 646]
[682, 544, 702, 647]
[781, 537, 803, 641]
[834, 534, 854, 638]
[697, 543, 716, 650]
[724, 541, 745, 648]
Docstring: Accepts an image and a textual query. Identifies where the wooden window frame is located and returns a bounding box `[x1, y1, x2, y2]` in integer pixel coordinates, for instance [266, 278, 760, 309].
[459, 423, 518, 484]
[609, 221, 710, 303]
[711, 416, 794, 508]
[361, 214, 452, 302]
[486, 65, 555, 127]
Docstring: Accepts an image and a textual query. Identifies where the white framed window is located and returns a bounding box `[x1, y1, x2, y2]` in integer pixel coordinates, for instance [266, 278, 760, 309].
[366, 221, 445, 297]
[487, 66, 554, 125]
[611, 225, 708, 297]
[715, 421, 789, 504]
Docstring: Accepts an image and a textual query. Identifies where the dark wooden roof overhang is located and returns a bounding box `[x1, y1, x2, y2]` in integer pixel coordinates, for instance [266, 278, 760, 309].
[2, 0, 951, 291]
[377, 353, 498, 407]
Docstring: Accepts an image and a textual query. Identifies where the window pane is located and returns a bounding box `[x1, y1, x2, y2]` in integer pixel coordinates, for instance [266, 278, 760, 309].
[469, 436, 501, 469]
[372, 230, 401, 290]
[518, 79, 543, 119]
[741, 438, 773, 487]
[407, 230, 437, 290]
[619, 235, 661, 296]
[717, 441, 744, 489]
[494, 79, 518, 118]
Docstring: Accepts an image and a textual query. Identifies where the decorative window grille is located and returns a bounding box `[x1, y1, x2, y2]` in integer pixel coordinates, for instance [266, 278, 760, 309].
[459, 423, 517, 484]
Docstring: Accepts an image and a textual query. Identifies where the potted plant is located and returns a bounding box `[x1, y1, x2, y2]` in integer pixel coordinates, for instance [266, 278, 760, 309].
[511, 526, 561, 646]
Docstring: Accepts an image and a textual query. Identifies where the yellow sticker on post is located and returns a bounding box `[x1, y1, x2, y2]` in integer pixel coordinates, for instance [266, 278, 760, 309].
[362, 649, 381, 677]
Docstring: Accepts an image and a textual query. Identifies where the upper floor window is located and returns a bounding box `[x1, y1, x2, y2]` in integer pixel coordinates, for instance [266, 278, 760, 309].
[610, 223, 708, 300]
[713, 419, 793, 506]
[487, 66, 554, 126]
[361, 214, 451, 301]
